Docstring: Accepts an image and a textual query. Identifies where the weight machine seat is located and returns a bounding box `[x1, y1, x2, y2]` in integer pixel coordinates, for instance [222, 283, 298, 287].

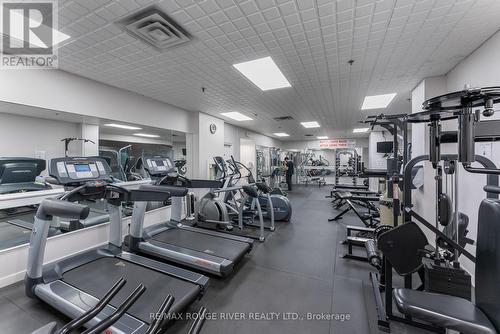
[393, 289, 496, 334]
[242, 185, 259, 198]
[337, 192, 352, 199]
[350, 195, 380, 202]
[255, 182, 271, 194]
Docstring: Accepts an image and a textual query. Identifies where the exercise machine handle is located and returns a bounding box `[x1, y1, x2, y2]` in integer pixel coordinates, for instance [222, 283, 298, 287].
[144, 295, 175, 334]
[36, 198, 90, 221]
[56, 278, 126, 334]
[188, 307, 208, 334]
[81, 284, 147, 334]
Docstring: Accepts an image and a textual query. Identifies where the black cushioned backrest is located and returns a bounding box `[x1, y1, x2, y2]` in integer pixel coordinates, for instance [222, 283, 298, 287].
[255, 183, 271, 194]
[377, 222, 428, 276]
[242, 185, 258, 198]
[476, 199, 500, 331]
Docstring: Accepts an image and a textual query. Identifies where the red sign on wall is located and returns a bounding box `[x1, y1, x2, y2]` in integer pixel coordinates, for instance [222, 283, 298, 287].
[319, 139, 356, 149]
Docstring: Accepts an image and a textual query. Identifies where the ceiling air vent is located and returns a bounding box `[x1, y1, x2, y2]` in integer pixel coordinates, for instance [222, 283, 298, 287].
[117, 7, 191, 51]
[304, 134, 313, 137]
[273, 116, 294, 121]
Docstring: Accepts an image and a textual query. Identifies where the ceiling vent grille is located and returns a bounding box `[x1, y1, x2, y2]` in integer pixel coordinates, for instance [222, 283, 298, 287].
[117, 7, 191, 51]
[273, 116, 294, 121]
[304, 134, 313, 137]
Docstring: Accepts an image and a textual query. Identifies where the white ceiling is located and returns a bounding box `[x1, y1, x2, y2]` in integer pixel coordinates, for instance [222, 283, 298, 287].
[56, 0, 500, 141]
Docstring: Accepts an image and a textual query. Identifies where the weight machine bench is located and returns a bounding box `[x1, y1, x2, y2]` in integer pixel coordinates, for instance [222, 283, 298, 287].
[393, 199, 500, 334]
[328, 189, 380, 208]
[341, 225, 375, 262]
[328, 192, 380, 227]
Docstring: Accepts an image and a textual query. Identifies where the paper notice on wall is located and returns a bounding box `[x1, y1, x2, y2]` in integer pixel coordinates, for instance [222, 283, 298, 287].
[477, 142, 493, 159]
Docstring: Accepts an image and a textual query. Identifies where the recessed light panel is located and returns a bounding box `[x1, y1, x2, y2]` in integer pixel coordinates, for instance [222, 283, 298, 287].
[233, 56, 291, 91]
[317, 136, 329, 139]
[361, 93, 397, 110]
[273, 133, 290, 137]
[134, 133, 160, 138]
[300, 121, 320, 128]
[220, 112, 253, 121]
[104, 123, 142, 130]
[353, 128, 370, 133]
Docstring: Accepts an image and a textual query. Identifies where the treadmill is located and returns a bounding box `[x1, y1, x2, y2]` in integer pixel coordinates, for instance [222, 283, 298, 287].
[25, 156, 209, 334]
[127, 155, 253, 277]
[0, 158, 109, 249]
[0, 158, 64, 249]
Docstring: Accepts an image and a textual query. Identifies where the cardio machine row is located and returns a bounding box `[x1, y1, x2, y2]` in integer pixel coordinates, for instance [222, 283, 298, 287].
[22, 153, 293, 334]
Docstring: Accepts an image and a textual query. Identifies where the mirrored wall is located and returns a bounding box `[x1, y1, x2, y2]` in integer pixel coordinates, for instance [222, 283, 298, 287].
[0, 102, 188, 250]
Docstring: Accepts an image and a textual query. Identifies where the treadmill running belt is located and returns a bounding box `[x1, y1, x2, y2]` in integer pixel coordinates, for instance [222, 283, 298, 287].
[62, 257, 200, 324]
[0, 222, 31, 249]
[152, 229, 248, 261]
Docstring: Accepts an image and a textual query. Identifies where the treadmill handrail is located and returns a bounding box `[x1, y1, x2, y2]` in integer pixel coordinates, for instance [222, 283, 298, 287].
[188, 307, 208, 334]
[144, 294, 175, 334]
[80, 283, 147, 334]
[57, 277, 126, 334]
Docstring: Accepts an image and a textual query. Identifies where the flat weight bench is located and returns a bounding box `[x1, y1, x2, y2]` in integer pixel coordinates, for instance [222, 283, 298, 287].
[328, 193, 380, 228]
[328, 189, 380, 209]
[341, 225, 376, 262]
[393, 199, 500, 334]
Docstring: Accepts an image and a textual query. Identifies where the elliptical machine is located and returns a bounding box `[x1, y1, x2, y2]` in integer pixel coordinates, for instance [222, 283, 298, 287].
[227, 157, 292, 222]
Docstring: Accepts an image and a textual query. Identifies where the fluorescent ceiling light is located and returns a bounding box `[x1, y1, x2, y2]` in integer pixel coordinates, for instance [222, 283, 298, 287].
[353, 128, 370, 133]
[134, 133, 160, 138]
[317, 136, 329, 139]
[233, 56, 291, 91]
[301, 121, 320, 128]
[220, 112, 253, 121]
[104, 123, 142, 130]
[273, 133, 290, 137]
[361, 93, 397, 110]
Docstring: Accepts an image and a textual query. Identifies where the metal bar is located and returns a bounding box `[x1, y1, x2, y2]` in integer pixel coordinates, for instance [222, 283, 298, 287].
[409, 210, 476, 262]
[369, 272, 390, 332]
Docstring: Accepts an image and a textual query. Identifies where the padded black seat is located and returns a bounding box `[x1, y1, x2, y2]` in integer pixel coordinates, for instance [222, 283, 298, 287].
[255, 182, 271, 194]
[351, 195, 380, 202]
[242, 185, 258, 198]
[337, 192, 352, 199]
[393, 289, 496, 334]
[391, 199, 500, 333]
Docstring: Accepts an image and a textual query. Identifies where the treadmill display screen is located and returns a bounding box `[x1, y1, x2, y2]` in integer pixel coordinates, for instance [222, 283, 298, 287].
[75, 164, 91, 172]
[156, 160, 164, 166]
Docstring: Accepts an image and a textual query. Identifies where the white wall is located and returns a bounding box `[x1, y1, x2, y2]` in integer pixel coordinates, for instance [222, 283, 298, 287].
[240, 138, 257, 176]
[0, 112, 81, 168]
[223, 123, 283, 162]
[81, 124, 99, 156]
[0, 69, 194, 133]
[198, 113, 225, 178]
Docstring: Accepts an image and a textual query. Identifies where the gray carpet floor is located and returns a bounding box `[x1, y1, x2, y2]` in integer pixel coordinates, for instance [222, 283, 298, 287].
[0, 186, 433, 334]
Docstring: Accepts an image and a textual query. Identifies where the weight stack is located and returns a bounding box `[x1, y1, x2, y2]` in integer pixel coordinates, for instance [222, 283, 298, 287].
[423, 258, 472, 301]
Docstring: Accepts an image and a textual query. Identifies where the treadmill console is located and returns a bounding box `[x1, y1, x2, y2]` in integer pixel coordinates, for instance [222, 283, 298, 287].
[49, 157, 112, 184]
[144, 156, 174, 176]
